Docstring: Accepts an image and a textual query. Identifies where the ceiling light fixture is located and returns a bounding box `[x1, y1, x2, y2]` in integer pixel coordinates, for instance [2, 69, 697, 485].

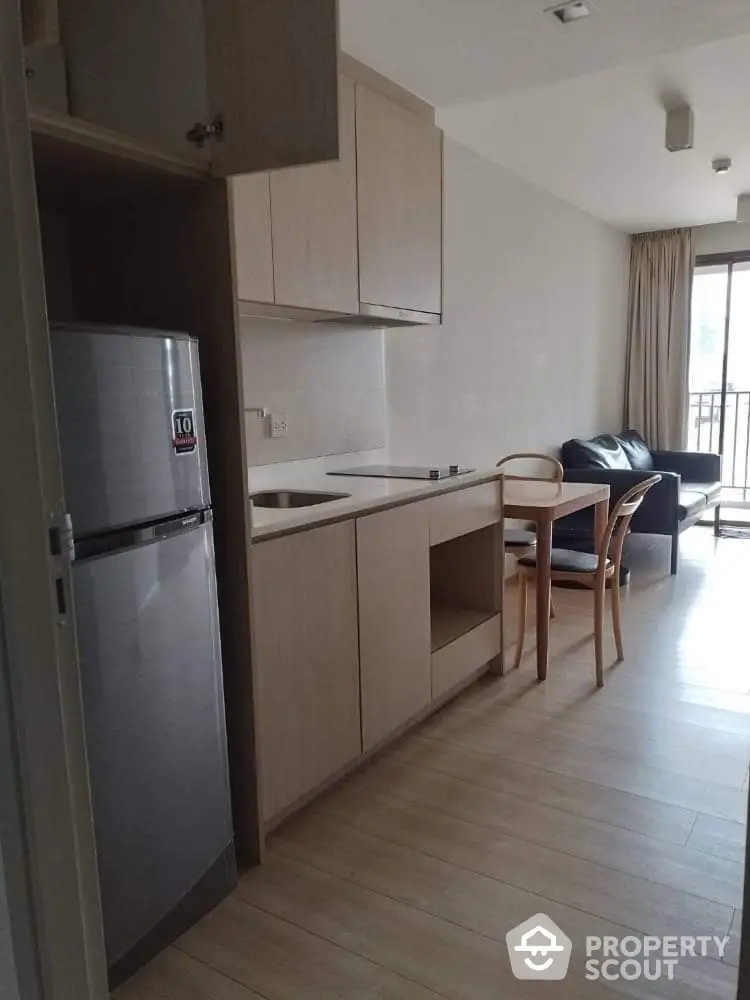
[547, 1, 593, 25]
[712, 157, 733, 175]
[665, 105, 694, 152]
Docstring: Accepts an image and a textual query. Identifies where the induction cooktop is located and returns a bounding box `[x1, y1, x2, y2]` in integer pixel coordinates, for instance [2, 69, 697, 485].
[330, 465, 475, 481]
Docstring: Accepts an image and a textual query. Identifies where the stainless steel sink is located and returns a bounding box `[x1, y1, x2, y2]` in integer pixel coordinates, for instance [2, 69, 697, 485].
[249, 489, 351, 509]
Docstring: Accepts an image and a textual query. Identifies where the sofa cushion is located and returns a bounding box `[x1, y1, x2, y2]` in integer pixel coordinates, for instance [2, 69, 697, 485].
[678, 490, 708, 521]
[618, 430, 654, 471]
[682, 481, 722, 504]
[561, 434, 632, 471]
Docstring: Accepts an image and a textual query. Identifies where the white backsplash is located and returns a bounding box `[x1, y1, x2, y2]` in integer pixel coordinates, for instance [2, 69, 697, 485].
[239, 317, 387, 466]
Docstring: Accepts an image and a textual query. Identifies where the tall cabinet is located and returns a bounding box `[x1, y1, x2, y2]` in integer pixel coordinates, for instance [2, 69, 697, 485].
[8, 0, 345, 994]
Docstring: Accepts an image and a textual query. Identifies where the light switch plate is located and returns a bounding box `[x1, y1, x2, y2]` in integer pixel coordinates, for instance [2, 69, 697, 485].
[270, 413, 288, 438]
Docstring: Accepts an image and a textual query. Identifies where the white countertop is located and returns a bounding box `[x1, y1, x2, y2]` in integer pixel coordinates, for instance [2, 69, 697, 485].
[248, 464, 504, 540]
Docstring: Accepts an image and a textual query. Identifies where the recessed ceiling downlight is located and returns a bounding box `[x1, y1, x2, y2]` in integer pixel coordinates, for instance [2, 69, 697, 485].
[547, 1, 593, 24]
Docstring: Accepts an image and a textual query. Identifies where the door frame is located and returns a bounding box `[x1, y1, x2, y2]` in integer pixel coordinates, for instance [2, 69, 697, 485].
[0, 4, 107, 998]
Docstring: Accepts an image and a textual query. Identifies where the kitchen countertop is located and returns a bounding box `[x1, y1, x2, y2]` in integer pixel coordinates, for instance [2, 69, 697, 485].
[248, 466, 505, 541]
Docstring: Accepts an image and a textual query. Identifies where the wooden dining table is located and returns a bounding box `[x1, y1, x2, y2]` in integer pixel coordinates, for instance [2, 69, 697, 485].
[503, 478, 610, 681]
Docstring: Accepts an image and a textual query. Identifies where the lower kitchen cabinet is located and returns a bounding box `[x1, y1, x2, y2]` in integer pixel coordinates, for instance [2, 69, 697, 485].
[250, 521, 361, 825]
[356, 504, 432, 751]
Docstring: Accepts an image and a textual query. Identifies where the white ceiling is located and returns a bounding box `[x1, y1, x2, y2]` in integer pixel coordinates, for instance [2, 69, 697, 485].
[440, 33, 750, 232]
[339, 0, 750, 106]
[339, 1, 750, 232]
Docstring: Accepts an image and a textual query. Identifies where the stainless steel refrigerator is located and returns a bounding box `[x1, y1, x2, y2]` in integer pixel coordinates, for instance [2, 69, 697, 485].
[50, 324, 236, 987]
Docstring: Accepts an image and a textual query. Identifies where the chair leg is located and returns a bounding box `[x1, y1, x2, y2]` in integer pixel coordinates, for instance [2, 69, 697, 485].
[714, 505, 721, 538]
[513, 575, 528, 671]
[594, 579, 605, 688]
[550, 593, 556, 619]
[670, 530, 679, 575]
[611, 573, 624, 662]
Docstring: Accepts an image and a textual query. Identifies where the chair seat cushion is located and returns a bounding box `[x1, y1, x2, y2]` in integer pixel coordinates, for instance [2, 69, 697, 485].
[678, 490, 708, 520]
[518, 548, 612, 573]
[505, 528, 536, 548]
[682, 481, 722, 504]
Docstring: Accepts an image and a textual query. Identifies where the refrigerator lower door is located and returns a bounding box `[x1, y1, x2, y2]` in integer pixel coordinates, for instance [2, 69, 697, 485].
[72, 518, 234, 977]
[51, 325, 210, 536]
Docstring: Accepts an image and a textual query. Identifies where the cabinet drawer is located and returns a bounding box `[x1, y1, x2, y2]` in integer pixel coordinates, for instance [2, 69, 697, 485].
[428, 482, 501, 546]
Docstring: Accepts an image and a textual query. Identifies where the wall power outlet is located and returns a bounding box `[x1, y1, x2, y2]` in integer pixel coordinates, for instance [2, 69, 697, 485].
[270, 413, 289, 438]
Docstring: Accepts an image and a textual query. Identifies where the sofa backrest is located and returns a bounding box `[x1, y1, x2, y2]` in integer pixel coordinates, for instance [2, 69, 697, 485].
[617, 430, 654, 470]
[561, 430, 653, 471]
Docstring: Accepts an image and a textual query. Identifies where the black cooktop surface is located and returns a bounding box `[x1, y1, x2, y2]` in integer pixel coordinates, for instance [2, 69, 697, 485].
[331, 465, 475, 481]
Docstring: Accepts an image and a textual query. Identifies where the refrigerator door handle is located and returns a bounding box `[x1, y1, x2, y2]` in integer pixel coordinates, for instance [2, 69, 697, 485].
[73, 508, 213, 563]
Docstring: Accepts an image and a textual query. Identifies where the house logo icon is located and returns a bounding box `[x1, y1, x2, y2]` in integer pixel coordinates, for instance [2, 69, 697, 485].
[506, 914, 573, 980]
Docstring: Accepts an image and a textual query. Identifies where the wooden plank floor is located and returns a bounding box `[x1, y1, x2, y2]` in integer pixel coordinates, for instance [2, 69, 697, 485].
[116, 530, 747, 999]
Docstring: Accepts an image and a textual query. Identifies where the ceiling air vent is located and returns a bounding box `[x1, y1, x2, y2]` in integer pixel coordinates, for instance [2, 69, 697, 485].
[547, 1, 594, 24]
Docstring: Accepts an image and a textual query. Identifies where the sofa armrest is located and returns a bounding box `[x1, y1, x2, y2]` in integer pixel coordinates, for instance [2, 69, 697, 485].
[563, 468, 681, 532]
[651, 450, 721, 483]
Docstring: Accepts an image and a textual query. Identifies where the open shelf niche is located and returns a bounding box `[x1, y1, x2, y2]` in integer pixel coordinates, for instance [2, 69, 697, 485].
[429, 524, 504, 699]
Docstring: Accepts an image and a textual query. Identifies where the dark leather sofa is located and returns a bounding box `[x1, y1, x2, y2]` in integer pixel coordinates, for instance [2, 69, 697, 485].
[556, 430, 721, 574]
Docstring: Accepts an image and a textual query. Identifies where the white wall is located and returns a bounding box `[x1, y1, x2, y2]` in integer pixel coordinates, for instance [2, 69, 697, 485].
[695, 221, 750, 256]
[385, 139, 631, 466]
[240, 317, 386, 465]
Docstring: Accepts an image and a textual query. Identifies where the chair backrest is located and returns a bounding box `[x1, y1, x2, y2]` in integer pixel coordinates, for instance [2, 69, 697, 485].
[496, 452, 564, 482]
[597, 474, 662, 578]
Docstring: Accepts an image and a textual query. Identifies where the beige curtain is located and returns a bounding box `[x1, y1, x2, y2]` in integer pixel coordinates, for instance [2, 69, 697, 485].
[624, 228, 694, 450]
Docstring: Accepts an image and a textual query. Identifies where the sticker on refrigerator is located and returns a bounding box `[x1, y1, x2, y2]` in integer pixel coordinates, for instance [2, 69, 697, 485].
[172, 409, 197, 455]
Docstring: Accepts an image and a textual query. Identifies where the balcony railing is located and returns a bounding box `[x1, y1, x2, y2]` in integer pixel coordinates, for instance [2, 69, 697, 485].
[688, 391, 750, 504]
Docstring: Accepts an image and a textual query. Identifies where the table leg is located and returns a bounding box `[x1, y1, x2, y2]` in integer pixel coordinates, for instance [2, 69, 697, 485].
[489, 521, 505, 675]
[593, 499, 609, 554]
[535, 517, 553, 682]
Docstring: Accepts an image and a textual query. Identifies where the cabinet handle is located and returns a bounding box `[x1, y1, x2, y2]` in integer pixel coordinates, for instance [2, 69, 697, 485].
[185, 114, 224, 148]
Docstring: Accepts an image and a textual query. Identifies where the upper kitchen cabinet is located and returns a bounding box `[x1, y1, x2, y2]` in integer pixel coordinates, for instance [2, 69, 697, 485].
[230, 172, 275, 305]
[24, 0, 340, 177]
[356, 83, 443, 320]
[269, 75, 359, 315]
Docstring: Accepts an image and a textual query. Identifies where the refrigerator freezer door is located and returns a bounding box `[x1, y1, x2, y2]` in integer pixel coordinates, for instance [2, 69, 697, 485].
[51, 326, 210, 536]
[71, 519, 233, 967]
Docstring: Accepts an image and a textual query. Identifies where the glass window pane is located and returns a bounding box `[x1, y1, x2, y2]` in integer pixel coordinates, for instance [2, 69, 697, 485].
[688, 265, 728, 456]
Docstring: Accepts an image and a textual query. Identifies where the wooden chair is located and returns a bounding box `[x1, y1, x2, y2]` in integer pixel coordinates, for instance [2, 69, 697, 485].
[496, 452, 564, 550]
[512, 474, 662, 687]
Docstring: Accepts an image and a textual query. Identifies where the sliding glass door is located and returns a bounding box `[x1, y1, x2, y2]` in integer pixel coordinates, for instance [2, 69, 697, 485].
[689, 257, 750, 525]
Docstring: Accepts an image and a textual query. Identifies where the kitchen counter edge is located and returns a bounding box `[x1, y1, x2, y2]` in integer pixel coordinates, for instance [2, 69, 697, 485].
[249, 469, 505, 542]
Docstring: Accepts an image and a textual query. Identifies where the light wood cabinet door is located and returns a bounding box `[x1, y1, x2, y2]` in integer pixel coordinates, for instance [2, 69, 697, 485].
[204, 0, 340, 176]
[251, 522, 361, 824]
[57, 0, 340, 175]
[270, 75, 358, 314]
[357, 504, 432, 752]
[356, 83, 442, 316]
[230, 173, 274, 304]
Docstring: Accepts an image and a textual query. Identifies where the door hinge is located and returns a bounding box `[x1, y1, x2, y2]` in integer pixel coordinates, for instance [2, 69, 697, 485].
[48, 511, 75, 626]
[185, 114, 224, 148]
